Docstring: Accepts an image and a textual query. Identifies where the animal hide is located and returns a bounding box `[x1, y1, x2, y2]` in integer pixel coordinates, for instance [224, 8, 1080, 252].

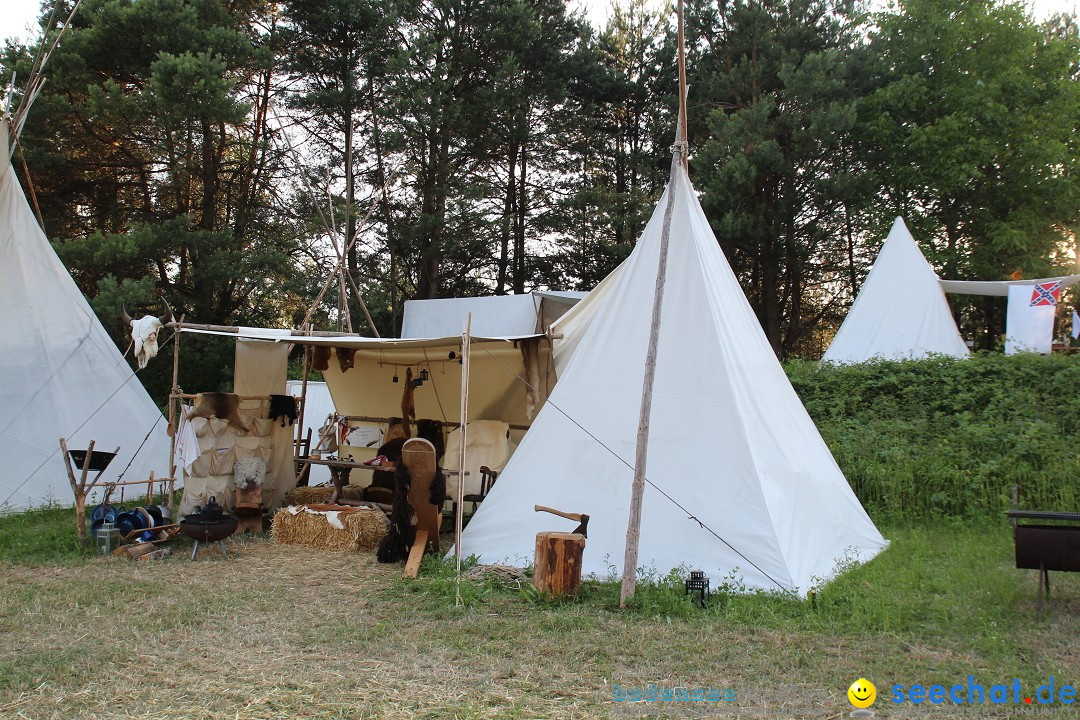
[268, 394, 298, 427]
[400, 369, 415, 436]
[336, 347, 357, 373]
[375, 456, 446, 563]
[416, 419, 445, 462]
[234, 456, 266, 490]
[383, 418, 407, 443]
[130, 315, 164, 369]
[520, 338, 541, 420]
[312, 345, 331, 372]
[187, 392, 248, 431]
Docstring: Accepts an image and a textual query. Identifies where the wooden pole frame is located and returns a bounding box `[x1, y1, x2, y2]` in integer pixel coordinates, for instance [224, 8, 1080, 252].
[168, 315, 183, 516]
[620, 0, 688, 609]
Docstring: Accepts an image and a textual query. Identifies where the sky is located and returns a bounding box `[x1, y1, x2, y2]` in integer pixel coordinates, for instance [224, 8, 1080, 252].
[1, 0, 1078, 52]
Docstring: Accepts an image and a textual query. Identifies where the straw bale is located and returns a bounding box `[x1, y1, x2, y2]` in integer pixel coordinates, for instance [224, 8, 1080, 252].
[271, 506, 388, 552]
[285, 484, 365, 506]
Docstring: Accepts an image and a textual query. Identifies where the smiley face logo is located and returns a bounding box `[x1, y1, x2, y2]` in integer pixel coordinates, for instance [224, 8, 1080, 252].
[847, 678, 876, 708]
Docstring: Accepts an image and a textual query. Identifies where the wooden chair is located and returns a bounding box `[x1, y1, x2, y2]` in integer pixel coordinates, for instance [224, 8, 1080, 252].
[401, 438, 440, 554]
[461, 465, 498, 514]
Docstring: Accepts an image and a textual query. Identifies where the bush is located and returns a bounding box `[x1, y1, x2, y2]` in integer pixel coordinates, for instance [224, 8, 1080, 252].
[786, 353, 1080, 519]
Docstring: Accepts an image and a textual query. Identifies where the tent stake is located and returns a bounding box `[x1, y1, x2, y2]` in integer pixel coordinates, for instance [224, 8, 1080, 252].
[620, 0, 688, 610]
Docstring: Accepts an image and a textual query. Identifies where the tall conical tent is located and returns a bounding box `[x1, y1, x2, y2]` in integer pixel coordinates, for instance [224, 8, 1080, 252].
[822, 217, 969, 364]
[459, 160, 886, 595]
[0, 118, 170, 511]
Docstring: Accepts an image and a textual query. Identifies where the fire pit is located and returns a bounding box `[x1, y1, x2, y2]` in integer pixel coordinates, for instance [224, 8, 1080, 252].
[179, 496, 238, 560]
[1006, 509, 1080, 610]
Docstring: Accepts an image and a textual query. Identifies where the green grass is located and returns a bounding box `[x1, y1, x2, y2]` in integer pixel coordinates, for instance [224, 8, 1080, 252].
[0, 504, 93, 564]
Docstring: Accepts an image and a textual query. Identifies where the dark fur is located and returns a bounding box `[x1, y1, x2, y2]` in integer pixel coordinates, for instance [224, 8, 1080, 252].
[188, 392, 248, 431]
[268, 394, 298, 427]
[336, 347, 357, 373]
[375, 447, 446, 563]
[416, 419, 445, 461]
[312, 345, 331, 372]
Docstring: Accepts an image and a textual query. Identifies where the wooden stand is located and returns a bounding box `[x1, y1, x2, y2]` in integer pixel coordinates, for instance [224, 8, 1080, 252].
[234, 484, 263, 534]
[61, 438, 120, 549]
[533, 531, 586, 596]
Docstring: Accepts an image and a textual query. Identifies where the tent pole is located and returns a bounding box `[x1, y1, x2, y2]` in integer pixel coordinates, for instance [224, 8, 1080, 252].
[294, 340, 312, 484]
[620, 0, 686, 610]
[168, 316, 182, 517]
[454, 313, 472, 605]
[677, 0, 688, 167]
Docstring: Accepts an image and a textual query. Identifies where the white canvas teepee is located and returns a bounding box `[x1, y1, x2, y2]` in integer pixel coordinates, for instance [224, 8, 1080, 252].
[0, 118, 170, 511]
[822, 217, 969, 364]
[459, 159, 886, 596]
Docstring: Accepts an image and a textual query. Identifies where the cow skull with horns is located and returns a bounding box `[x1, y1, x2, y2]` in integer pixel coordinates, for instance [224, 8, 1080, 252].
[121, 300, 174, 369]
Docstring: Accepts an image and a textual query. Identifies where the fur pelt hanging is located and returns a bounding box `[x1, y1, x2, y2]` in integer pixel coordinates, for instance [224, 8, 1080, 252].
[376, 455, 446, 563]
[400, 368, 415, 435]
[268, 394, 298, 427]
[187, 392, 248, 431]
[520, 338, 542, 420]
[336, 347, 357, 373]
[416, 419, 445, 462]
[312, 345, 331, 372]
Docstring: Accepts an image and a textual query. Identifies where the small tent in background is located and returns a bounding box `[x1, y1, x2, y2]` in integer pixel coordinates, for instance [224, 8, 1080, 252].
[0, 118, 171, 511]
[822, 217, 969, 365]
[458, 158, 887, 596]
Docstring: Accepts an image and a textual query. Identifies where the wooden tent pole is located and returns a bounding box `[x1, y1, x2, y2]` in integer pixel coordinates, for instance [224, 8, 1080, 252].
[454, 313, 472, 603]
[620, 0, 687, 610]
[677, 0, 688, 166]
[295, 338, 312, 466]
[168, 316, 182, 516]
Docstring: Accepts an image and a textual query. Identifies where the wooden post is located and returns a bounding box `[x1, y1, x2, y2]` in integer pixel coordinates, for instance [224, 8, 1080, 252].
[61, 437, 92, 548]
[454, 314, 472, 602]
[168, 316, 182, 516]
[620, 0, 686, 609]
[293, 342, 311, 486]
[534, 532, 586, 596]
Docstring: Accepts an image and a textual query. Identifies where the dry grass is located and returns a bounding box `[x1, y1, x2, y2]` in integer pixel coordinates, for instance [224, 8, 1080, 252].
[271, 506, 388, 552]
[0, 526, 1077, 719]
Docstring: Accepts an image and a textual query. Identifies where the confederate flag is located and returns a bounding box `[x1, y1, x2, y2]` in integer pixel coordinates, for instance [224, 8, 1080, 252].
[1030, 281, 1062, 307]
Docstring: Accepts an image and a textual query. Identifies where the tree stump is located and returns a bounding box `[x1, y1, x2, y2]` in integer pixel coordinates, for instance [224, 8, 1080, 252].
[533, 531, 586, 596]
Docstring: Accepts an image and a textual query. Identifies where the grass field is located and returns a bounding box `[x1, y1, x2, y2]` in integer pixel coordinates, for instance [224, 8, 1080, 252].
[1, 511, 1077, 719]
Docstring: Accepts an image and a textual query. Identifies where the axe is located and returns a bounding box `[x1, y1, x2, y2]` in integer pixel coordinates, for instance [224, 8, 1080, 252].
[534, 505, 589, 538]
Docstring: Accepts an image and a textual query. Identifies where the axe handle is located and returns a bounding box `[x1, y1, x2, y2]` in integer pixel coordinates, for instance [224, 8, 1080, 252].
[534, 505, 584, 523]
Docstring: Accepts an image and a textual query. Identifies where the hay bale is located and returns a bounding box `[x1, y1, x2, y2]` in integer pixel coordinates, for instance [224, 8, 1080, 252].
[271, 506, 388, 552]
[285, 484, 366, 506]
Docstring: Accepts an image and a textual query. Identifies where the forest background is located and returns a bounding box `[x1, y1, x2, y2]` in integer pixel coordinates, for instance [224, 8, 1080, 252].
[1, 0, 1078, 403]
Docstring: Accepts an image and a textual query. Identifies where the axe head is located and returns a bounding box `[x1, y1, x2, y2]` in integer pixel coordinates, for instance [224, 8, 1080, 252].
[573, 514, 589, 538]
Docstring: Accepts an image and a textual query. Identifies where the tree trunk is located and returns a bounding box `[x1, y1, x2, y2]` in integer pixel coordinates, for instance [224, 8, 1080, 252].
[513, 141, 528, 294]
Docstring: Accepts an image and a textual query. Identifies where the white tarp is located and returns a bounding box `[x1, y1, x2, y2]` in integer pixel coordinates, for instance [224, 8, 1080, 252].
[0, 120, 170, 511]
[1005, 283, 1060, 355]
[458, 158, 887, 596]
[939, 275, 1080, 296]
[285, 380, 334, 485]
[822, 217, 968, 365]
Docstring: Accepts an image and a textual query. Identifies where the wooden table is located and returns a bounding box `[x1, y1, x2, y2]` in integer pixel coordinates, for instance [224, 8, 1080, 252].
[296, 457, 465, 494]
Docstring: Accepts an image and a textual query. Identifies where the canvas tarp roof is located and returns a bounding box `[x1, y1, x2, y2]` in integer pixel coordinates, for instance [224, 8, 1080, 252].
[0, 119, 170, 511]
[179, 328, 553, 433]
[457, 159, 887, 596]
[939, 275, 1080, 296]
[822, 217, 969, 365]
[401, 292, 586, 339]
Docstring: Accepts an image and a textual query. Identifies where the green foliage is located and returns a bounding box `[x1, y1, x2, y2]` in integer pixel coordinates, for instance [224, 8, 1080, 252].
[0, 505, 93, 564]
[787, 354, 1080, 518]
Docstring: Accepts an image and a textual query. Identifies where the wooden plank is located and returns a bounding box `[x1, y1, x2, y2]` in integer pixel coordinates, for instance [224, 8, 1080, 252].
[403, 529, 428, 578]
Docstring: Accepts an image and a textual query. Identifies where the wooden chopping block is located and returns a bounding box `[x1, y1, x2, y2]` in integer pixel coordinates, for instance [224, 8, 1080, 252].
[533, 531, 586, 596]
